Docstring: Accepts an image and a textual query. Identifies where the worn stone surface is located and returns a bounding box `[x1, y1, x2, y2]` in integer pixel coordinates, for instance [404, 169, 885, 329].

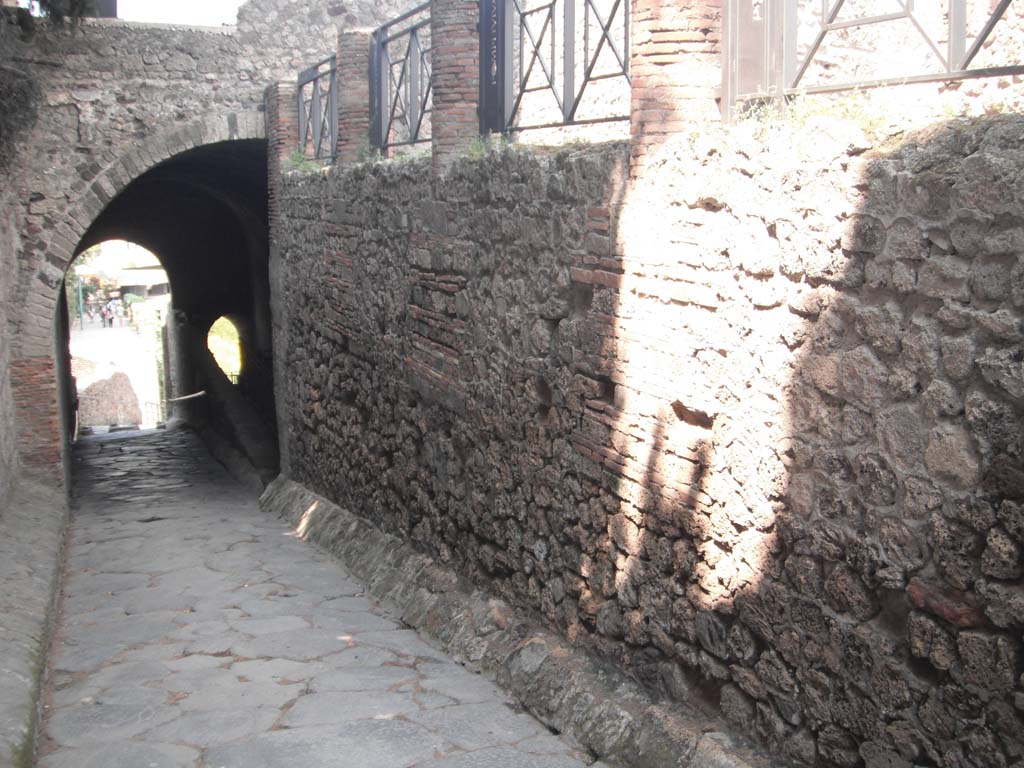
[275, 116, 1024, 767]
[0, 480, 67, 768]
[262, 476, 772, 768]
[38, 428, 595, 768]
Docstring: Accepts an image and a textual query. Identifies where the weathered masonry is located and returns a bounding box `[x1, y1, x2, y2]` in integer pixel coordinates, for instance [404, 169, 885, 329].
[2, 1, 1024, 767]
[266, 2, 1024, 767]
[0, 0, 408, 760]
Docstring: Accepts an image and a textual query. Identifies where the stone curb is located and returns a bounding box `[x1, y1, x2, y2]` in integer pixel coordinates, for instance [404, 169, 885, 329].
[0, 480, 68, 768]
[261, 477, 782, 768]
[199, 426, 267, 495]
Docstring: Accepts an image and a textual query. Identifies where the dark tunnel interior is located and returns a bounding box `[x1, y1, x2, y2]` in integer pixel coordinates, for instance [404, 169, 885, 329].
[63, 139, 279, 481]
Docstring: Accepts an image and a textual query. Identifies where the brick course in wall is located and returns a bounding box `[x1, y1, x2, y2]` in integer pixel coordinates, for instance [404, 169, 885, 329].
[275, 113, 1024, 768]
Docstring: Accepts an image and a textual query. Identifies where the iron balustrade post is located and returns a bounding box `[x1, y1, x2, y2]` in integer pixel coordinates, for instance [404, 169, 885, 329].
[782, 0, 797, 87]
[501, 0, 512, 128]
[369, 30, 386, 152]
[948, 0, 966, 73]
[409, 30, 421, 140]
[720, 0, 739, 119]
[297, 79, 307, 151]
[310, 71, 323, 155]
[765, 0, 789, 108]
[327, 58, 338, 158]
[478, 0, 512, 133]
[563, 0, 575, 122]
[622, 0, 629, 76]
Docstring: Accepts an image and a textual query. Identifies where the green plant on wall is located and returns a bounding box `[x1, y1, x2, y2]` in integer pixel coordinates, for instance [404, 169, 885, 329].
[465, 132, 514, 160]
[285, 148, 323, 173]
[738, 88, 893, 141]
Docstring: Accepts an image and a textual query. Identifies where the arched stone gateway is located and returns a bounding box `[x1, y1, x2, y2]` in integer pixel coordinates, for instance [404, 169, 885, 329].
[10, 112, 273, 486]
[1, 2, 398, 491]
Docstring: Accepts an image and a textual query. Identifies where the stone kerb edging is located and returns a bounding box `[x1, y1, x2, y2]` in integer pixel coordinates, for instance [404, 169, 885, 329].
[0, 480, 68, 768]
[260, 477, 779, 768]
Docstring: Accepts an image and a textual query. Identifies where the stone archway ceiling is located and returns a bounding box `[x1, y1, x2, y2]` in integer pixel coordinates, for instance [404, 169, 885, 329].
[77, 140, 268, 325]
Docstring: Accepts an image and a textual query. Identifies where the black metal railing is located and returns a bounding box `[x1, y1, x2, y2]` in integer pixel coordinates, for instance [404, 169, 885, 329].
[370, 3, 433, 155]
[297, 56, 338, 160]
[480, 0, 631, 133]
[722, 0, 1024, 113]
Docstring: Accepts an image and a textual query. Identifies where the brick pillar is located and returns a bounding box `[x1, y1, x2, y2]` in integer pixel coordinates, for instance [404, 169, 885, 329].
[430, 0, 480, 172]
[264, 82, 299, 478]
[336, 28, 374, 165]
[11, 357, 62, 481]
[265, 81, 298, 231]
[629, 0, 722, 177]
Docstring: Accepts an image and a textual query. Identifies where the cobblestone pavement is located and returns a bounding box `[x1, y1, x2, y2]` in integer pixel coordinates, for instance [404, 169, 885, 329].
[39, 429, 597, 768]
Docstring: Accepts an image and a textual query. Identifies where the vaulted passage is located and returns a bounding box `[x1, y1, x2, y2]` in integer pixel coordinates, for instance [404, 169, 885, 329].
[63, 139, 278, 481]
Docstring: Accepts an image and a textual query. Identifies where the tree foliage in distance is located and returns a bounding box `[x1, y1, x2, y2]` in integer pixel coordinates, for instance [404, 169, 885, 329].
[16, 0, 98, 36]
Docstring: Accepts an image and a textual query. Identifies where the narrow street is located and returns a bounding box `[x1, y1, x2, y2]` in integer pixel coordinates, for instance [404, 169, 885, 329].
[39, 429, 595, 768]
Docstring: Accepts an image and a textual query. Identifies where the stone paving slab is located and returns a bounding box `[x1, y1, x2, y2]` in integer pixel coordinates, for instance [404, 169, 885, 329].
[38, 429, 595, 768]
[262, 478, 776, 768]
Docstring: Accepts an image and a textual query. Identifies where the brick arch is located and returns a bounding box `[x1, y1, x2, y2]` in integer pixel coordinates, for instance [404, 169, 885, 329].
[16, 110, 266, 360]
[11, 109, 266, 484]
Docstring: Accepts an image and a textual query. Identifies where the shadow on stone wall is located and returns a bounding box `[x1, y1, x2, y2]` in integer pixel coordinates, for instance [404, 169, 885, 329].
[596, 113, 1024, 767]
[276, 111, 1024, 768]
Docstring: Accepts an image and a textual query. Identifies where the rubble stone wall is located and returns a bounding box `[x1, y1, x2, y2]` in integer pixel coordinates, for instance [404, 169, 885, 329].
[236, 0, 408, 84]
[3, 15, 255, 357]
[276, 114, 1024, 768]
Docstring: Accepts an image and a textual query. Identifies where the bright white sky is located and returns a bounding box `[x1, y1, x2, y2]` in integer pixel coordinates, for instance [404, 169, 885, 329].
[116, 0, 246, 26]
[19, 0, 246, 25]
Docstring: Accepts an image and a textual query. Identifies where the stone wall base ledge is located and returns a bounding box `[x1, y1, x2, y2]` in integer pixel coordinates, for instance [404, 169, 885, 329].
[0, 480, 69, 768]
[260, 476, 781, 768]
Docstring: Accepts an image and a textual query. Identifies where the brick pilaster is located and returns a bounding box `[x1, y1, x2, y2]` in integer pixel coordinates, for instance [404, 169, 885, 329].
[265, 81, 299, 233]
[629, 0, 722, 177]
[430, 0, 480, 172]
[264, 82, 299, 478]
[336, 28, 374, 165]
[11, 356, 62, 480]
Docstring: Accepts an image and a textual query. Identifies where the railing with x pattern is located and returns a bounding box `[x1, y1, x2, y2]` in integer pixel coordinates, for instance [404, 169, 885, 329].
[370, 2, 433, 156]
[297, 56, 338, 161]
[479, 0, 631, 133]
[722, 0, 1024, 112]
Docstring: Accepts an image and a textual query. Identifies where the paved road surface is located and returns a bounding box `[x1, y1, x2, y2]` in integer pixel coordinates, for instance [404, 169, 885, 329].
[39, 429, 596, 768]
